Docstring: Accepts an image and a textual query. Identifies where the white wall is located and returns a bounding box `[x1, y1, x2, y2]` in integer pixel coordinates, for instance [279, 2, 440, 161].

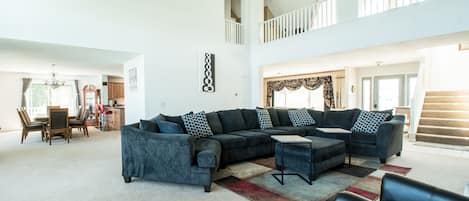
[247, 0, 469, 106]
[0, 72, 23, 131]
[0, 0, 252, 122]
[264, 0, 312, 17]
[424, 45, 469, 91]
[124, 55, 146, 123]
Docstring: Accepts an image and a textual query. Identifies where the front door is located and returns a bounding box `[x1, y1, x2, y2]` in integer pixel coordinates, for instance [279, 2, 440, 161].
[373, 75, 405, 110]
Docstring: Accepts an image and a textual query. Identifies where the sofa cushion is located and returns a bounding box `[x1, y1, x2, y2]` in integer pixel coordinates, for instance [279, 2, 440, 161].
[352, 132, 377, 145]
[351, 111, 389, 135]
[140, 119, 159, 132]
[323, 109, 360, 130]
[288, 109, 316, 127]
[228, 130, 271, 146]
[182, 111, 213, 138]
[277, 109, 292, 126]
[156, 120, 184, 134]
[251, 128, 290, 135]
[273, 126, 307, 136]
[206, 112, 224, 134]
[256, 109, 273, 129]
[307, 109, 324, 126]
[218, 109, 247, 133]
[242, 109, 260, 129]
[275, 126, 317, 136]
[160, 114, 188, 133]
[208, 134, 247, 149]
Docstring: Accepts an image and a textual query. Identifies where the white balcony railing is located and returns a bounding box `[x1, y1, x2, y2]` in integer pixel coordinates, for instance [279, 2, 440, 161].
[225, 20, 243, 45]
[262, 0, 336, 43]
[358, 0, 425, 17]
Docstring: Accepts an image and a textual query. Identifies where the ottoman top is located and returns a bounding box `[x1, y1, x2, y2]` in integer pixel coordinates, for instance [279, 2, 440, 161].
[271, 135, 312, 143]
[316, 128, 351, 134]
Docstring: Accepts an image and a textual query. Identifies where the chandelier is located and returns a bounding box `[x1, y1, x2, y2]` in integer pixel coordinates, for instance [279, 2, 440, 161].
[45, 64, 65, 89]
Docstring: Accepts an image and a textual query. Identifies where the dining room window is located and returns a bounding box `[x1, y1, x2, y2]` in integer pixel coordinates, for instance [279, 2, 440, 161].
[27, 82, 78, 117]
[273, 86, 325, 111]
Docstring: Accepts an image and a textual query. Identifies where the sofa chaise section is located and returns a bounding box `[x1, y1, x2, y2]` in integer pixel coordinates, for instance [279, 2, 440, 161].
[121, 123, 220, 192]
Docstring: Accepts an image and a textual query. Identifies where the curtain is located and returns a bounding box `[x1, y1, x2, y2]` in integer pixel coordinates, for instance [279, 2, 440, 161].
[335, 77, 344, 109]
[21, 78, 32, 107]
[74, 80, 81, 107]
[266, 76, 335, 110]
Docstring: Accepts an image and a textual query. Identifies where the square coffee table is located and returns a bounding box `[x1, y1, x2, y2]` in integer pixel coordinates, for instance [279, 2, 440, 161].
[315, 128, 352, 167]
[271, 135, 313, 185]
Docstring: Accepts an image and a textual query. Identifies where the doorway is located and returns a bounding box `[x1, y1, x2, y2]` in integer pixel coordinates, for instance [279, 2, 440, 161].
[361, 74, 417, 111]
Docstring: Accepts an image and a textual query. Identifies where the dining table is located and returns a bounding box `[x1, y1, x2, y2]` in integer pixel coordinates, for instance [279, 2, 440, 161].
[34, 116, 77, 123]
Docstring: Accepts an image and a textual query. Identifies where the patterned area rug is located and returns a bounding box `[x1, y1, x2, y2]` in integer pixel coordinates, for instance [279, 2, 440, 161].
[214, 157, 411, 201]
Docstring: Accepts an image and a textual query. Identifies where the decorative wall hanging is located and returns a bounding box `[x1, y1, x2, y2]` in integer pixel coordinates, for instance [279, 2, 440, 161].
[202, 53, 215, 93]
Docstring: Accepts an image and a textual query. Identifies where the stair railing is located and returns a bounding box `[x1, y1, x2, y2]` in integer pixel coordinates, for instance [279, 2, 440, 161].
[225, 20, 243, 45]
[262, 0, 336, 43]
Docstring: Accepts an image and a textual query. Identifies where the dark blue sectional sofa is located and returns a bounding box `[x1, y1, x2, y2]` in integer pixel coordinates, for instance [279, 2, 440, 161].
[121, 108, 404, 192]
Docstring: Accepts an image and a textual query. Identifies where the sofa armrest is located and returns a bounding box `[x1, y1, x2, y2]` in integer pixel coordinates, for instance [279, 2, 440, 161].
[375, 115, 405, 160]
[121, 124, 196, 178]
[197, 150, 218, 169]
[334, 193, 370, 201]
[195, 139, 221, 169]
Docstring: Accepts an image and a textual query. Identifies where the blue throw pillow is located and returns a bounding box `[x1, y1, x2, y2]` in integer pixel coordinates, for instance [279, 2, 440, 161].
[140, 120, 159, 133]
[156, 120, 184, 134]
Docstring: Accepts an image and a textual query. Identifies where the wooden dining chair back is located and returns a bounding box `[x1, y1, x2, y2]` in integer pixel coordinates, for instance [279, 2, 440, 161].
[70, 109, 90, 137]
[17, 108, 45, 144]
[47, 108, 71, 145]
[19, 107, 32, 124]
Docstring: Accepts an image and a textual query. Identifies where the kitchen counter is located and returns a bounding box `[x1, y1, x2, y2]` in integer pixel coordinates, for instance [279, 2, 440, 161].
[106, 107, 125, 130]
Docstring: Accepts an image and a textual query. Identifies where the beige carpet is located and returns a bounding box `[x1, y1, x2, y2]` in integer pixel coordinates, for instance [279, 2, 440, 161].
[0, 128, 247, 201]
[1, 128, 468, 201]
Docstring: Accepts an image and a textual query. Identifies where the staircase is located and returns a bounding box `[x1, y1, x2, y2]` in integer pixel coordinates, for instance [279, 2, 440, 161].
[416, 90, 469, 146]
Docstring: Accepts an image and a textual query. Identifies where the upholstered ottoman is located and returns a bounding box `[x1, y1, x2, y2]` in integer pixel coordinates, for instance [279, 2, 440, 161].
[274, 136, 345, 184]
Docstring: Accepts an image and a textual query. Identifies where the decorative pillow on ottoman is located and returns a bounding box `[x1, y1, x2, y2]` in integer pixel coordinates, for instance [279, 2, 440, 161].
[351, 111, 390, 134]
[288, 109, 316, 127]
[182, 111, 213, 138]
[256, 109, 273, 129]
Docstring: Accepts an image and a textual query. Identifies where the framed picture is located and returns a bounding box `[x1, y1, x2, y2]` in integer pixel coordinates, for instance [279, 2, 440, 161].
[129, 68, 137, 89]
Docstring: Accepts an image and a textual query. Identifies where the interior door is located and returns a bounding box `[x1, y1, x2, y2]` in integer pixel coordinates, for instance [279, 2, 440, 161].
[373, 75, 405, 110]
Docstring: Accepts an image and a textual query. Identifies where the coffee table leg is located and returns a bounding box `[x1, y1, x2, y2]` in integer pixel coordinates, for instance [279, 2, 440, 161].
[281, 143, 284, 185]
[348, 134, 352, 168]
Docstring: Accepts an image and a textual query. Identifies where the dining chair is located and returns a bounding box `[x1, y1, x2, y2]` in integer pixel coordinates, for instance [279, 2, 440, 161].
[17, 108, 45, 144]
[47, 108, 71, 146]
[70, 110, 89, 137]
[21, 107, 47, 125]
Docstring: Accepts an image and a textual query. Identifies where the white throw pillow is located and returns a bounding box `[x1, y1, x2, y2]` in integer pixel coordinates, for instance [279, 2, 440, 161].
[288, 109, 316, 127]
[351, 111, 390, 134]
[182, 111, 213, 138]
[256, 109, 273, 129]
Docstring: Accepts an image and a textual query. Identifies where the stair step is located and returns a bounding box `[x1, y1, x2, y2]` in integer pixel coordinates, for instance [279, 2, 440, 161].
[426, 91, 469, 97]
[421, 110, 469, 119]
[422, 103, 469, 111]
[417, 125, 469, 137]
[424, 96, 469, 103]
[419, 118, 469, 128]
[416, 133, 469, 146]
